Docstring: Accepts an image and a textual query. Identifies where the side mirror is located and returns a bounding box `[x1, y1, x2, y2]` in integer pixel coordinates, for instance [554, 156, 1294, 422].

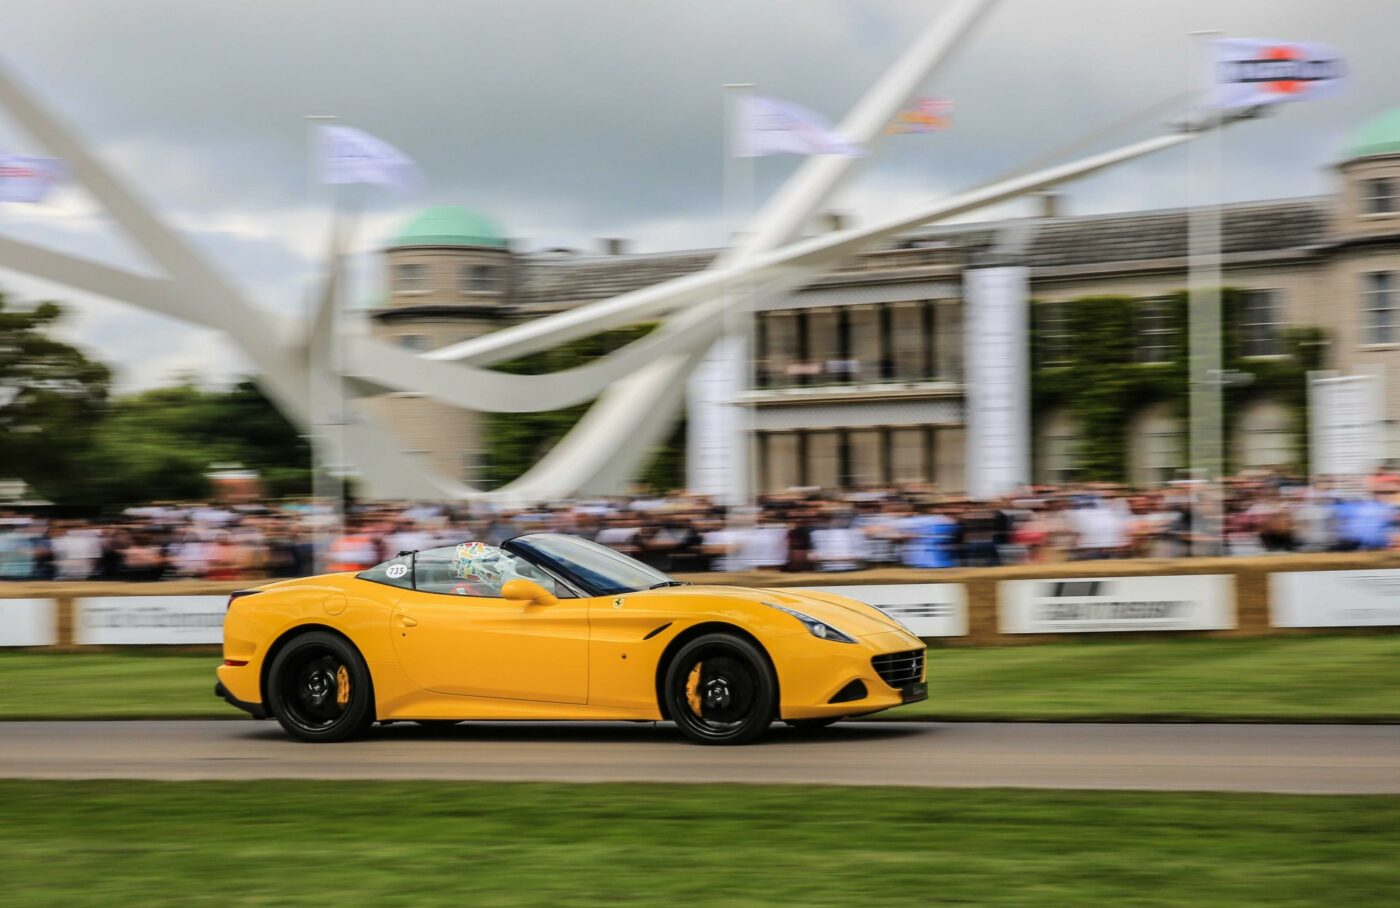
[501, 578, 559, 606]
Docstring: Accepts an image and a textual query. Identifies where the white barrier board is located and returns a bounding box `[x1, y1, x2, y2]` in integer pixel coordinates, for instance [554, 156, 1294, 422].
[805, 584, 967, 637]
[75, 596, 226, 645]
[1271, 570, 1400, 627]
[0, 598, 57, 646]
[1000, 575, 1235, 634]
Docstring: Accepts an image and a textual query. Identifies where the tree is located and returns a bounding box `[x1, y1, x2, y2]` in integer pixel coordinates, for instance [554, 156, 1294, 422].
[71, 380, 311, 508]
[484, 324, 685, 491]
[0, 295, 111, 503]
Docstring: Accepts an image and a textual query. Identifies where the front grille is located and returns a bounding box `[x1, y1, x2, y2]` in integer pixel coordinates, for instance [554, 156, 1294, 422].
[872, 649, 925, 688]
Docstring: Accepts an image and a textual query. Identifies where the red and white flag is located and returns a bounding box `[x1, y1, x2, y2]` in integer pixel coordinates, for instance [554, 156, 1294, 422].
[0, 155, 66, 203]
[1209, 39, 1345, 110]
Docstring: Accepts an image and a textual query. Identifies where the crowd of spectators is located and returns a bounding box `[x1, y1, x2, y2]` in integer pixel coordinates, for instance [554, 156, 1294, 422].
[1, 470, 1399, 582]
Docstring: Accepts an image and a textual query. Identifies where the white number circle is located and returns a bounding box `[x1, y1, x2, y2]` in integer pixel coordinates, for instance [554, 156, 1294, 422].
[386, 564, 408, 579]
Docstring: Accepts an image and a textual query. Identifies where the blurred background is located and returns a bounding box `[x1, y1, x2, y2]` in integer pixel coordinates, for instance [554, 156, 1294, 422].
[0, 0, 1396, 578]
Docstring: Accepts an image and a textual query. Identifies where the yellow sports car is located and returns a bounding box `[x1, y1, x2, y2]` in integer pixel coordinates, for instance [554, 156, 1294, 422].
[215, 534, 927, 744]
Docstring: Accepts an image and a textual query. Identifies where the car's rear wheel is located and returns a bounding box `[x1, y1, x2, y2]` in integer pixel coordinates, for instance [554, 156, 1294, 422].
[664, 633, 775, 745]
[267, 631, 375, 743]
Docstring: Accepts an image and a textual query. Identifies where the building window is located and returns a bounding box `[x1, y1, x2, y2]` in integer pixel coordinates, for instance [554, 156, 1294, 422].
[1237, 399, 1295, 469]
[462, 264, 501, 293]
[1239, 289, 1283, 357]
[1134, 297, 1175, 364]
[1036, 302, 1073, 367]
[395, 263, 426, 293]
[1363, 271, 1397, 345]
[398, 334, 426, 351]
[1365, 178, 1395, 215]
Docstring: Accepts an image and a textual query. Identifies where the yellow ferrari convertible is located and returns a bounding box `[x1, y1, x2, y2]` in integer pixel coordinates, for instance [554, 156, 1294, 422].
[215, 534, 927, 744]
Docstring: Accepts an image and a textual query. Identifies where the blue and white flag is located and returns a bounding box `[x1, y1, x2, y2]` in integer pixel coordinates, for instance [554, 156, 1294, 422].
[1209, 39, 1346, 110]
[0, 155, 66, 203]
[734, 95, 863, 158]
[319, 125, 421, 193]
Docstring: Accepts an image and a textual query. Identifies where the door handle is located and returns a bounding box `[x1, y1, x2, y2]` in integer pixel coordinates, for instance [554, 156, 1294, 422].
[400, 615, 418, 627]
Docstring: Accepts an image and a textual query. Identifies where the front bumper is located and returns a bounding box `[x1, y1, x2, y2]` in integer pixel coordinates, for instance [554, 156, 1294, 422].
[771, 629, 928, 721]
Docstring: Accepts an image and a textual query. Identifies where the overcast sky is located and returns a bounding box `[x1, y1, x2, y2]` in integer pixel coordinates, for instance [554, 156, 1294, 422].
[1, 0, 1396, 390]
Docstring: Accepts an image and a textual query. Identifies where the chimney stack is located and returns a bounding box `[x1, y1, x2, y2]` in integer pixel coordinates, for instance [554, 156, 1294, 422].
[1037, 192, 1064, 219]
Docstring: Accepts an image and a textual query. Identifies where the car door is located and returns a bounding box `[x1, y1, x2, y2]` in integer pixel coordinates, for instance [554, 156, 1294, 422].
[389, 544, 590, 704]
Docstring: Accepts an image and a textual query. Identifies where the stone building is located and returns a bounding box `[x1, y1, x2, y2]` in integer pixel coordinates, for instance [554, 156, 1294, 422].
[366, 109, 1400, 494]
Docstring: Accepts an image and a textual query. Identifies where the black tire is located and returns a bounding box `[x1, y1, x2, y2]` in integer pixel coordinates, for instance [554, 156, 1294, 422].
[663, 632, 776, 745]
[785, 717, 842, 730]
[266, 631, 375, 743]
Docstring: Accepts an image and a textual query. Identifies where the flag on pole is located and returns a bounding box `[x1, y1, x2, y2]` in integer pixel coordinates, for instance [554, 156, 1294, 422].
[1208, 39, 1345, 109]
[318, 125, 421, 193]
[887, 97, 954, 134]
[734, 95, 864, 158]
[0, 155, 66, 203]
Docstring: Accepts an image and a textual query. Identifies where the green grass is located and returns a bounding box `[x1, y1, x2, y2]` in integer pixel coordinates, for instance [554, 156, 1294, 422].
[0, 781, 1396, 906]
[1, 635, 1398, 721]
[906, 635, 1400, 721]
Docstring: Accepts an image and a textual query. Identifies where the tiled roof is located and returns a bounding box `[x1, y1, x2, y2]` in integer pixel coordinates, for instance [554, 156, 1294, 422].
[513, 198, 1335, 308]
[1020, 198, 1332, 268]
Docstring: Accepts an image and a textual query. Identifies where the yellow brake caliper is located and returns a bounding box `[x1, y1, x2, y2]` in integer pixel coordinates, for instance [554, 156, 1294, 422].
[685, 663, 704, 716]
[336, 665, 350, 707]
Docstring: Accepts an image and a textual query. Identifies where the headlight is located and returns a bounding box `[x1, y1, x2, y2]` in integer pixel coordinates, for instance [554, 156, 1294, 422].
[763, 602, 857, 643]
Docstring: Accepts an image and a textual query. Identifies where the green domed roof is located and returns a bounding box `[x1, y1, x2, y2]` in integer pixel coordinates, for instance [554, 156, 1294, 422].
[391, 206, 508, 248]
[1345, 109, 1400, 160]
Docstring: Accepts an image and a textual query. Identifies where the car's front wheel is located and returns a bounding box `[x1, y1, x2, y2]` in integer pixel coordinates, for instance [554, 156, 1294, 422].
[664, 632, 776, 745]
[266, 631, 375, 743]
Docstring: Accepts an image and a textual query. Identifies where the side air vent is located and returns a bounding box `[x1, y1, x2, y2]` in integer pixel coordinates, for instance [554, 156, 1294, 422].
[642, 622, 672, 641]
[829, 679, 868, 704]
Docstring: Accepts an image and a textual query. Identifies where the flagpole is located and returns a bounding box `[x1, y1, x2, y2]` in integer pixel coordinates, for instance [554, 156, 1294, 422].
[722, 84, 756, 517]
[724, 82, 757, 511]
[1187, 31, 1223, 556]
[306, 113, 340, 574]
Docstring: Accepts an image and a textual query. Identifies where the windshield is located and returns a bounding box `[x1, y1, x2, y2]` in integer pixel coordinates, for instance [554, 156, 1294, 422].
[357, 541, 562, 599]
[504, 533, 674, 596]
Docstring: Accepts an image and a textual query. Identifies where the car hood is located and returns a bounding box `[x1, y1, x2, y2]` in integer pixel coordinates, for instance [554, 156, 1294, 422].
[667, 584, 911, 638]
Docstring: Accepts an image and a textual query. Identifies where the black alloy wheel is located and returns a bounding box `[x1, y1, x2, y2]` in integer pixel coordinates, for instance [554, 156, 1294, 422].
[664, 633, 776, 745]
[267, 631, 375, 743]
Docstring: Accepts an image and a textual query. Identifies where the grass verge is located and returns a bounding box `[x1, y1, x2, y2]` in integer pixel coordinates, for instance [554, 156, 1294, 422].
[0, 781, 1396, 906]
[0, 635, 1397, 721]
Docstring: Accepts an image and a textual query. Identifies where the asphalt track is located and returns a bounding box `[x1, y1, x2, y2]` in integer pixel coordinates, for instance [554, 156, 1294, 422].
[2, 720, 1398, 793]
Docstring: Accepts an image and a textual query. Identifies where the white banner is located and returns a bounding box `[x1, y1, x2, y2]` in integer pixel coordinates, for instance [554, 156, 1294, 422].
[75, 596, 226, 645]
[686, 334, 750, 503]
[964, 266, 1030, 499]
[734, 95, 863, 158]
[319, 125, 421, 193]
[1209, 39, 1346, 110]
[1309, 372, 1381, 489]
[1271, 570, 1400, 627]
[0, 598, 56, 646]
[806, 583, 967, 638]
[1000, 575, 1235, 634]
